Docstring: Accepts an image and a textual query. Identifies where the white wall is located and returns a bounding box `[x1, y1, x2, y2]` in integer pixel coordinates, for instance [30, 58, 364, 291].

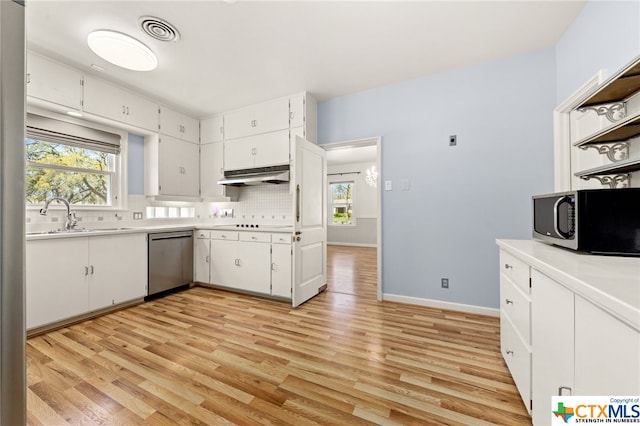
[327, 161, 378, 246]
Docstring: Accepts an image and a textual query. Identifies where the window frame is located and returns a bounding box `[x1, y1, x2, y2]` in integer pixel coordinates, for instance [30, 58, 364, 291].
[24, 110, 128, 211]
[329, 180, 356, 227]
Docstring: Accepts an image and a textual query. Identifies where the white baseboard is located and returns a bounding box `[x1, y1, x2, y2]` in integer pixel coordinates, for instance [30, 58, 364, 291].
[327, 242, 377, 248]
[382, 293, 499, 317]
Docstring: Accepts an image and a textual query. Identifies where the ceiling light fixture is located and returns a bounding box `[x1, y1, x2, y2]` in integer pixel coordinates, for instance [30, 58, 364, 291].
[87, 30, 157, 71]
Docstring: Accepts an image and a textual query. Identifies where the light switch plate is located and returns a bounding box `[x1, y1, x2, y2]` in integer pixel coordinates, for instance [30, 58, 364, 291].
[384, 180, 393, 191]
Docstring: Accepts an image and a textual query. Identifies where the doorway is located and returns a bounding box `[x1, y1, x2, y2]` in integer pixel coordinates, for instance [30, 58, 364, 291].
[321, 137, 381, 300]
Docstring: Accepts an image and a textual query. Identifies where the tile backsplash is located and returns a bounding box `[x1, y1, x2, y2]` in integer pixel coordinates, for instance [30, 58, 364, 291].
[26, 184, 294, 232]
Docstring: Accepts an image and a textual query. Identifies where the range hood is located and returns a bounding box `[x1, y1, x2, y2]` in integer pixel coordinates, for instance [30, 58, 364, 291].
[217, 165, 290, 186]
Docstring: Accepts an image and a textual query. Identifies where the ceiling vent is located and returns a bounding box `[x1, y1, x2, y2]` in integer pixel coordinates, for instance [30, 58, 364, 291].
[138, 16, 180, 42]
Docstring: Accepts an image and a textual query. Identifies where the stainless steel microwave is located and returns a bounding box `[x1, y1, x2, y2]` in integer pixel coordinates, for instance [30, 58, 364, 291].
[532, 189, 640, 256]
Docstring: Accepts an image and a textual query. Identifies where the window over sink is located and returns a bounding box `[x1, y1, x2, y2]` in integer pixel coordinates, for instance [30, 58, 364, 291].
[25, 113, 124, 208]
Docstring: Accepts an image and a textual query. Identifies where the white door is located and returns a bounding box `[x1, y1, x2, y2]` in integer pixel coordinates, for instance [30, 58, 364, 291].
[292, 136, 326, 307]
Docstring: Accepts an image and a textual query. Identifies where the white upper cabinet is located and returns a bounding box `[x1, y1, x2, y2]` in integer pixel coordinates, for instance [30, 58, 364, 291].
[223, 97, 290, 140]
[159, 106, 199, 143]
[200, 115, 224, 144]
[83, 75, 158, 131]
[158, 135, 200, 197]
[200, 141, 225, 198]
[26, 52, 83, 111]
[224, 129, 290, 171]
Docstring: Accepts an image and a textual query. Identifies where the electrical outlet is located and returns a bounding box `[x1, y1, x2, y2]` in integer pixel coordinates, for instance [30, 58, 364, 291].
[449, 135, 457, 146]
[133, 212, 143, 220]
[441, 278, 449, 288]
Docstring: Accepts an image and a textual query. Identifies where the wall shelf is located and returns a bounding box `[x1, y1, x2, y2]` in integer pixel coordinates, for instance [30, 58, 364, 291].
[573, 112, 640, 147]
[577, 57, 640, 108]
[574, 157, 640, 178]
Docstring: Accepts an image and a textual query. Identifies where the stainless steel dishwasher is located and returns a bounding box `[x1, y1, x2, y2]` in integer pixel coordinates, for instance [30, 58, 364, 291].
[147, 230, 194, 299]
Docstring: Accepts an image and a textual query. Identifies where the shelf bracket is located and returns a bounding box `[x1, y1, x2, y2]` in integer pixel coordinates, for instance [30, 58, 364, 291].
[579, 174, 629, 189]
[579, 142, 629, 162]
[578, 102, 627, 123]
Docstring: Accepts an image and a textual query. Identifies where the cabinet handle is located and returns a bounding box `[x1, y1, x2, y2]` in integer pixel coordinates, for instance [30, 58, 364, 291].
[271, 262, 276, 271]
[251, 236, 257, 240]
[296, 184, 301, 222]
[126, 106, 130, 115]
[504, 264, 513, 270]
[558, 386, 572, 396]
[506, 350, 514, 356]
[289, 111, 294, 121]
[206, 255, 210, 263]
[219, 126, 224, 135]
[85, 266, 89, 276]
[26, 73, 30, 84]
[221, 235, 226, 239]
[505, 299, 513, 305]
[90, 265, 94, 275]
[122, 105, 126, 114]
[235, 258, 240, 266]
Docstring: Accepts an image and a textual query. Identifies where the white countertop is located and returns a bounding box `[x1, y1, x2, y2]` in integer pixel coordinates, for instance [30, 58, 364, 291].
[26, 223, 294, 240]
[497, 239, 640, 331]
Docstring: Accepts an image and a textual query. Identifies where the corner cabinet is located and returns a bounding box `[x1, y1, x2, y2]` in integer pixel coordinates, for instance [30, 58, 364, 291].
[570, 56, 640, 188]
[497, 240, 640, 426]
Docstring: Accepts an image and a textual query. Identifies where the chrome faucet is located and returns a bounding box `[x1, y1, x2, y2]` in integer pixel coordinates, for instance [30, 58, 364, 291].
[40, 197, 77, 230]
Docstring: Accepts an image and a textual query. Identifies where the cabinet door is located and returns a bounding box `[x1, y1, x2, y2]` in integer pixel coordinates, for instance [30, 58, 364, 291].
[26, 52, 82, 111]
[88, 234, 147, 310]
[180, 140, 200, 197]
[158, 136, 199, 197]
[158, 136, 184, 196]
[289, 94, 304, 128]
[201, 116, 224, 144]
[211, 239, 238, 288]
[26, 238, 89, 329]
[224, 130, 290, 171]
[194, 233, 211, 283]
[271, 243, 292, 298]
[236, 241, 271, 294]
[83, 75, 158, 130]
[160, 106, 199, 143]
[224, 137, 255, 171]
[531, 269, 574, 426]
[224, 97, 290, 140]
[200, 142, 225, 198]
[253, 129, 290, 168]
[574, 296, 640, 395]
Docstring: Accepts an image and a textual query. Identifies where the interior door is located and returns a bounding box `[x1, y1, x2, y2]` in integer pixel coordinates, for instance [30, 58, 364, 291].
[292, 136, 327, 307]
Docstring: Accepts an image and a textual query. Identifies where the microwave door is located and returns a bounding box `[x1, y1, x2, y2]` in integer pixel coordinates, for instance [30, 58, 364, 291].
[533, 196, 574, 240]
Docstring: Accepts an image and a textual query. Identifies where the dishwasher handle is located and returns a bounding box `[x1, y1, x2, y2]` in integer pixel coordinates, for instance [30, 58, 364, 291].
[148, 231, 193, 241]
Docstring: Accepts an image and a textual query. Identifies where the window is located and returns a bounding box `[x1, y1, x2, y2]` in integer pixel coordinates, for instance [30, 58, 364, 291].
[330, 181, 354, 225]
[25, 113, 122, 207]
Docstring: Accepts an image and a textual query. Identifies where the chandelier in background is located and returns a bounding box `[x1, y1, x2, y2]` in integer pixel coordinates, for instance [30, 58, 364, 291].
[365, 165, 378, 188]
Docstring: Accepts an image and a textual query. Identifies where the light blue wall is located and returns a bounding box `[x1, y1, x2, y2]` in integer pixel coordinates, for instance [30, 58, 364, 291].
[127, 133, 145, 195]
[556, 0, 640, 103]
[318, 48, 556, 309]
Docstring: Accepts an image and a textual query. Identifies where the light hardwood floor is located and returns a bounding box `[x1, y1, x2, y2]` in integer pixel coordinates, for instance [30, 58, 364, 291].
[26, 245, 531, 425]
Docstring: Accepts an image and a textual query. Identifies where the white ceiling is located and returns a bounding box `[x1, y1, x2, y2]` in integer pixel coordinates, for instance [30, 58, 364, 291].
[26, 1, 586, 119]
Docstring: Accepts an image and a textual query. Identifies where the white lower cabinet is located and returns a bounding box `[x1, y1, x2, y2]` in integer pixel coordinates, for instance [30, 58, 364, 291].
[194, 230, 211, 283]
[26, 233, 147, 330]
[271, 239, 292, 298]
[574, 295, 640, 395]
[200, 229, 293, 298]
[531, 269, 574, 426]
[499, 240, 640, 426]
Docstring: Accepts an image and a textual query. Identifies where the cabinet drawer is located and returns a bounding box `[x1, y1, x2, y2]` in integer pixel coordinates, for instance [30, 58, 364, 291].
[499, 250, 530, 293]
[195, 230, 211, 239]
[501, 314, 532, 413]
[272, 233, 292, 244]
[239, 232, 271, 243]
[211, 230, 238, 241]
[500, 274, 531, 344]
